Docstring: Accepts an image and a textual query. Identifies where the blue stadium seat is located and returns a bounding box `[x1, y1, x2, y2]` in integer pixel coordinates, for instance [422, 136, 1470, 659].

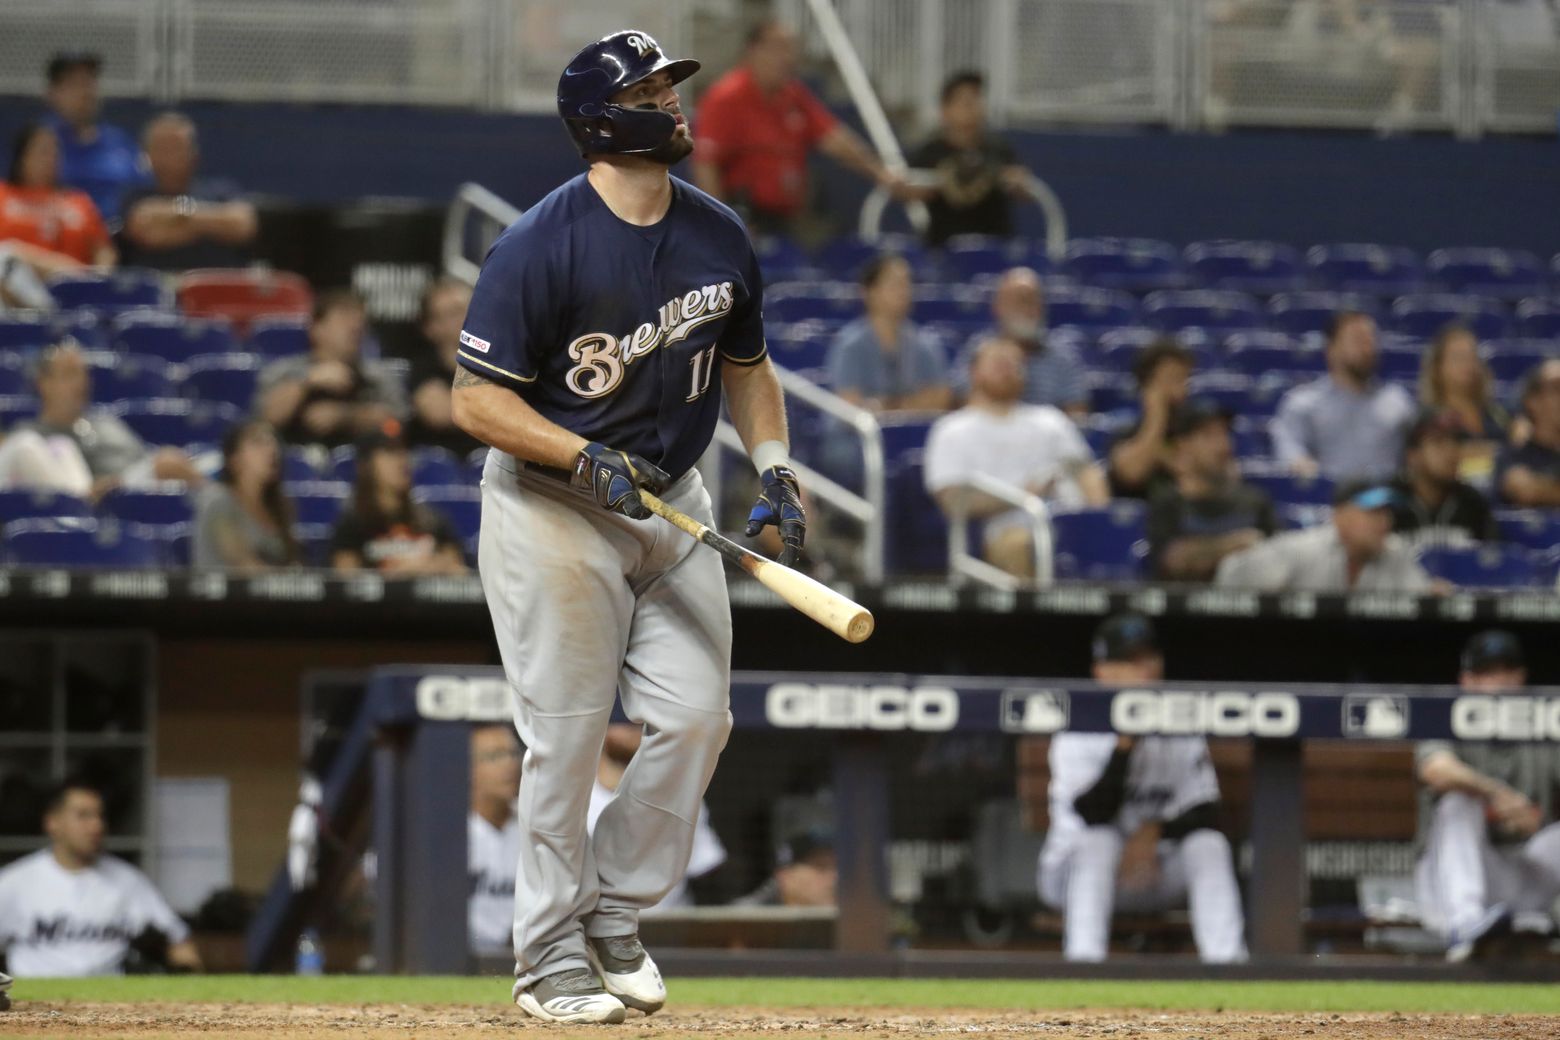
[1062, 237, 1185, 293]
[285, 481, 350, 527]
[1266, 291, 1380, 336]
[1514, 298, 1560, 339]
[54, 310, 110, 350]
[1097, 327, 1213, 374]
[0, 490, 92, 524]
[328, 446, 357, 483]
[1306, 244, 1424, 295]
[1142, 289, 1266, 336]
[0, 361, 24, 397]
[1224, 331, 1323, 376]
[940, 235, 1049, 281]
[814, 234, 931, 280]
[0, 313, 51, 350]
[84, 351, 174, 401]
[1277, 503, 1332, 529]
[411, 447, 464, 487]
[1083, 371, 1136, 413]
[1419, 544, 1551, 589]
[0, 394, 35, 429]
[182, 353, 264, 410]
[1045, 285, 1139, 330]
[1482, 340, 1554, 383]
[282, 446, 320, 483]
[109, 399, 243, 447]
[1183, 240, 1304, 295]
[1427, 248, 1548, 300]
[113, 311, 235, 362]
[767, 321, 837, 371]
[293, 522, 334, 567]
[1375, 346, 1424, 380]
[96, 485, 196, 527]
[1390, 294, 1509, 341]
[913, 287, 989, 326]
[753, 236, 813, 281]
[413, 484, 482, 559]
[764, 282, 858, 324]
[1494, 509, 1560, 552]
[1230, 421, 1270, 458]
[1241, 459, 1335, 505]
[1188, 371, 1256, 414]
[1051, 503, 1148, 581]
[46, 269, 168, 313]
[2, 517, 161, 567]
[884, 452, 948, 576]
[247, 318, 311, 359]
[878, 414, 936, 462]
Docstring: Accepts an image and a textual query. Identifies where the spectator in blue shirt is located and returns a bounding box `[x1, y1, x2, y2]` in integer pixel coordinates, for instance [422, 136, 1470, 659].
[43, 52, 145, 225]
[825, 254, 951, 414]
[952, 267, 1087, 418]
[1497, 359, 1560, 509]
[118, 112, 258, 272]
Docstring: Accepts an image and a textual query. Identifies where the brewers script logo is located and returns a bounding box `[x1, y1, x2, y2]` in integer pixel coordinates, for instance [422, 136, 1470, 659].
[565, 282, 735, 399]
[626, 34, 657, 58]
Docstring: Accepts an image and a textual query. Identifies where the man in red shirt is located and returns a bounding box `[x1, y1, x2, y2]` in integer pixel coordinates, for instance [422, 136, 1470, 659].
[692, 20, 907, 236]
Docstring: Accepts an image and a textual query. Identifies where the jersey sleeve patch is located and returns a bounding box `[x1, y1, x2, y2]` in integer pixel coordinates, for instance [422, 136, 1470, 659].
[459, 330, 492, 354]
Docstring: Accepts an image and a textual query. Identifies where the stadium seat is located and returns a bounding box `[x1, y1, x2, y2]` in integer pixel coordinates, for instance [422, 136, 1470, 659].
[1389, 294, 1509, 340]
[1277, 502, 1332, 529]
[1062, 237, 1185, 293]
[0, 361, 25, 397]
[1224, 331, 1323, 376]
[46, 269, 168, 313]
[1183, 240, 1304, 295]
[96, 485, 196, 527]
[285, 481, 350, 527]
[941, 235, 1048, 281]
[1481, 340, 1553, 382]
[282, 446, 320, 483]
[814, 234, 932, 279]
[247, 318, 311, 359]
[764, 282, 859, 324]
[328, 446, 357, 483]
[0, 394, 35, 429]
[1142, 289, 1266, 336]
[0, 313, 52, 350]
[1266, 291, 1380, 336]
[878, 414, 936, 462]
[913, 287, 989, 326]
[113, 311, 235, 362]
[1187, 371, 1256, 414]
[884, 453, 948, 576]
[0, 490, 92, 524]
[83, 351, 174, 401]
[1050, 503, 1148, 581]
[411, 447, 464, 487]
[1045, 284, 1139, 330]
[54, 310, 110, 350]
[1241, 459, 1335, 505]
[1083, 371, 1135, 413]
[2, 517, 161, 567]
[1514, 298, 1560, 339]
[108, 399, 243, 447]
[766, 322, 836, 372]
[1097, 327, 1213, 374]
[1374, 346, 1424, 380]
[176, 269, 312, 335]
[1427, 248, 1548, 300]
[1419, 544, 1551, 589]
[1493, 509, 1560, 552]
[1230, 422, 1271, 458]
[293, 522, 334, 567]
[182, 353, 265, 410]
[412, 484, 482, 559]
[466, 447, 488, 484]
[1306, 244, 1424, 295]
[752, 236, 813, 281]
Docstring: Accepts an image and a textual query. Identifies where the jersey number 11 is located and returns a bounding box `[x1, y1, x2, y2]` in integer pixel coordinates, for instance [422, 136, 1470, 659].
[686, 346, 716, 402]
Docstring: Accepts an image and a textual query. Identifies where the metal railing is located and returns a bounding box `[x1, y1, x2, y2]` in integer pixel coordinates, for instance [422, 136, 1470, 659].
[442, 182, 521, 288]
[942, 473, 1054, 590]
[858, 169, 1069, 262]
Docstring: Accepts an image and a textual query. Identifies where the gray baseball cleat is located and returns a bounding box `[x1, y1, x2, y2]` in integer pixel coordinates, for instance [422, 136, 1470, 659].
[515, 967, 626, 1024]
[586, 934, 666, 1014]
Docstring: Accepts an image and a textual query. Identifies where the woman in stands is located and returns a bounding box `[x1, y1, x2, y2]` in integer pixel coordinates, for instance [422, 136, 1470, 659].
[0, 122, 116, 281]
[193, 419, 301, 571]
[329, 421, 467, 576]
[1417, 323, 1508, 488]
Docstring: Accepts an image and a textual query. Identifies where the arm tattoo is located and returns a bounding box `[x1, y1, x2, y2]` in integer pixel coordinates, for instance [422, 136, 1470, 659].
[452, 366, 491, 389]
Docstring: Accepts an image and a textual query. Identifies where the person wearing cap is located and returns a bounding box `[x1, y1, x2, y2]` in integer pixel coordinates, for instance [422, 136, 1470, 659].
[42, 52, 145, 224]
[1497, 359, 1560, 508]
[1269, 311, 1417, 483]
[1214, 479, 1433, 592]
[1107, 339, 1196, 500]
[1390, 410, 1498, 548]
[1414, 631, 1560, 962]
[1146, 398, 1277, 581]
[732, 827, 836, 908]
[329, 422, 468, 575]
[1037, 613, 1247, 963]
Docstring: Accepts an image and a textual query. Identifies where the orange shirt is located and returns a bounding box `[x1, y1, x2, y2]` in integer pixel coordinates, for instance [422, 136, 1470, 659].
[0, 183, 110, 264]
[695, 67, 838, 218]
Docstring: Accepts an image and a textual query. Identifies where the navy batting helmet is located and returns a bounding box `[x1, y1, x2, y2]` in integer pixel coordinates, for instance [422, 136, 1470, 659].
[557, 30, 700, 158]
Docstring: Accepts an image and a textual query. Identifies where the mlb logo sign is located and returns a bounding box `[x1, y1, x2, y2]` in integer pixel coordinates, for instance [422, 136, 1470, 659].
[1342, 695, 1409, 739]
[999, 689, 1069, 734]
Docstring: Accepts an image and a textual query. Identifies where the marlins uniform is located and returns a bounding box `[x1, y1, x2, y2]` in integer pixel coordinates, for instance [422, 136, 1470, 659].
[468, 809, 521, 957]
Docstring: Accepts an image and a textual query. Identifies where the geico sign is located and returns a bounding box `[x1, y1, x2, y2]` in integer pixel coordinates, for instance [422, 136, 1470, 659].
[1451, 696, 1560, 741]
[415, 676, 511, 721]
[1110, 689, 1299, 737]
[764, 683, 959, 731]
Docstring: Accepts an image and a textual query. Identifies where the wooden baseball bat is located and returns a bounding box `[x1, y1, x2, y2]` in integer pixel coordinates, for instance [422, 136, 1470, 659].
[638, 491, 874, 644]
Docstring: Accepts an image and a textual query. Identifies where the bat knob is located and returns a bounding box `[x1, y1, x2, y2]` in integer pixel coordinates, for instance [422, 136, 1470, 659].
[845, 611, 875, 644]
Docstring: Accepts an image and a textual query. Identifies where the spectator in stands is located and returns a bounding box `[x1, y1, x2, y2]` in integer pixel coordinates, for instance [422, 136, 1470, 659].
[1146, 399, 1277, 582]
[118, 112, 258, 272]
[1497, 360, 1560, 508]
[1214, 480, 1433, 591]
[1390, 410, 1498, 548]
[826, 254, 951, 413]
[1417, 323, 1507, 488]
[924, 336, 1108, 578]
[404, 277, 481, 457]
[0, 341, 203, 500]
[691, 20, 909, 236]
[257, 290, 405, 449]
[468, 724, 520, 958]
[733, 827, 836, 908]
[1270, 311, 1416, 483]
[0, 122, 115, 280]
[905, 71, 1034, 247]
[192, 419, 301, 571]
[330, 421, 468, 575]
[1107, 339, 1195, 499]
[953, 267, 1087, 418]
[41, 52, 144, 225]
[0, 777, 203, 976]
[1038, 614, 1247, 963]
[1415, 630, 1560, 962]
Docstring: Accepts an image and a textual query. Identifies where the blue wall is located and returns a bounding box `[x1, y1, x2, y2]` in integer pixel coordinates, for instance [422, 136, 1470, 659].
[2, 98, 1556, 256]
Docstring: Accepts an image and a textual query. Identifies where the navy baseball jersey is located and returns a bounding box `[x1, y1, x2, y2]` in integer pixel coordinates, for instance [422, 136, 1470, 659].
[457, 174, 767, 479]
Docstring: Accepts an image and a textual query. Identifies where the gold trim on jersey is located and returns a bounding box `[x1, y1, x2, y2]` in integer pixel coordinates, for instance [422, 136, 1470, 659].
[721, 341, 768, 366]
[458, 350, 537, 384]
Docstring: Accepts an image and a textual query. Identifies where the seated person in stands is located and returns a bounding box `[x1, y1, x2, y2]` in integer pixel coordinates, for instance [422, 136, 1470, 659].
[1270, 311, 1416, 483]
[257, 290, 405, 448]
[330, 421, 468, 575]
[41, 51, 144, 225]
[1106, 339, 1194, 499]
[0, 122, 115, 282]
[1497, 359, 1560, 509]
[1146, 399, 1276, 582]
[468, 723, 521, 958]
[404, 277, 481, 456]
[1417, 323, 1508, 488]
[1215, 480, 1432, 592]
[0, 341, 203, 500]
[1416, 631, 1560, 962]
[0, 777, 203, 977]
[924, 336, 1108, 579]
[192, 419, 300, 571]
[952, 267, 1086, 418]
[826, 254, 950, 414]
[118, 112, 258, 272]
[1390, 410, 1498, 547]
[733, 828, 836, 908]
[1038, 614, 1246, 964]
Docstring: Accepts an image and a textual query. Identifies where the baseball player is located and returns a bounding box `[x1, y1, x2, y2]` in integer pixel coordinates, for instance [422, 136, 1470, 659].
[469, 724, 522, 958]
[1037, 614, 1247, 963]
[1415, 630, 1560, 962]
[449, 30, 804, 1023]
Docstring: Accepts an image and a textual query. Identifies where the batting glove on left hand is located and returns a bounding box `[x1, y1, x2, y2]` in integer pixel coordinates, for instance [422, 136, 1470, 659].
[746, 465, 806, 566]
[572, 442, 670, 520]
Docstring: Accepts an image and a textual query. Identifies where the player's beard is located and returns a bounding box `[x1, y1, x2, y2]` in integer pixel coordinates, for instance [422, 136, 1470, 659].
[644, 128, 694, 166]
